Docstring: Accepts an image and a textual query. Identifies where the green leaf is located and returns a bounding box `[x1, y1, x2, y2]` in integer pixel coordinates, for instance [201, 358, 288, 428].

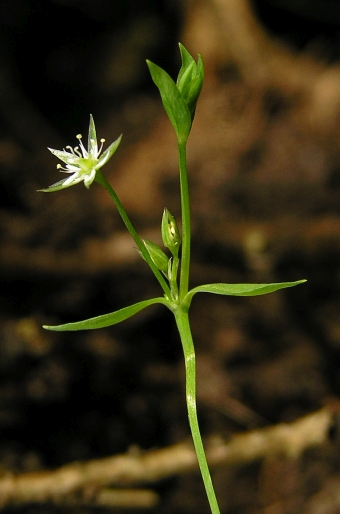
[185, 280, 306, 304]
[147, 60, 191, 143]
[177, 43, 196, 86]
[43, 297, 170, 331]
[177, 44, 204, 118]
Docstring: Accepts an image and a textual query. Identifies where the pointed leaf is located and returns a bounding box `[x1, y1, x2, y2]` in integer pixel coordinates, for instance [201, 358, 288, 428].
[186, 280, 306, 303]
[177, 45, 204, 118]
[43, 297, 170, 331]
[177, 43, 196, 86]
[147, 60, 191, 143]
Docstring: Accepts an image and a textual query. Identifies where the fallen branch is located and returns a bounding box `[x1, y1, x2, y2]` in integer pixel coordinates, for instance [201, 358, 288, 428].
[0, 407, 332, 508]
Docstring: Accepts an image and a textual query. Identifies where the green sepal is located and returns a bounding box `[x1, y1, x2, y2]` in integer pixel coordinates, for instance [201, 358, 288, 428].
[43, 297, 170, 331]
[147, 60, 191, 143]
[95, 135, 123, 168]
[140, 239, 169, 273]
[177, 44, 204, 119]
[88, 114, 97, 150]
[39, 178, 77, 193]
[184, 280, 306, 306]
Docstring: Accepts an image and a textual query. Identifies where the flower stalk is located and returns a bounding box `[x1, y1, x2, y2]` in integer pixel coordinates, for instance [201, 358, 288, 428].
[94, 170, 171, 299]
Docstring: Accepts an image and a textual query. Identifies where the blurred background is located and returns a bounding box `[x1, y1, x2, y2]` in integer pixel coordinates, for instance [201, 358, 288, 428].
[2, 0, 340, 513]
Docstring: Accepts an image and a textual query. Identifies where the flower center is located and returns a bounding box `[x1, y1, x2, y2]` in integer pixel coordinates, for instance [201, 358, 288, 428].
[78, 157, 98, 173]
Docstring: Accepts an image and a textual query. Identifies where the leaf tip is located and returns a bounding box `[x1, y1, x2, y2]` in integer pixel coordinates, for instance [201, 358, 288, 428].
[43, 324, 62, 331]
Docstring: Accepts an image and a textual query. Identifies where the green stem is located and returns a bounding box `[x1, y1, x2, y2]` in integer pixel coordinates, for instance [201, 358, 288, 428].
[95, 170, 171, 299]
[175, 307, 221, 514]
[170, 255, 180, 301]
[178, 141, 191, 300]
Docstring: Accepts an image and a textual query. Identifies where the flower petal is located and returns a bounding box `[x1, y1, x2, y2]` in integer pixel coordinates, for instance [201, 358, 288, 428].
[63, 165, 81, 173]
[83, 169, 97, 188]
[62, 174, 83, 186]
[48, 148, 75, 164]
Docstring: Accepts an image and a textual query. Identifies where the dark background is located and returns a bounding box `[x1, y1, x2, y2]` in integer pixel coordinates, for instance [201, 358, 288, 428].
[1, 1, 340, 513]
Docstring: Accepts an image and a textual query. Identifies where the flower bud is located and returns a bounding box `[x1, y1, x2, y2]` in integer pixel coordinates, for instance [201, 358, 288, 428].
[161, 208, 181, 257]
[141, 239, 169, 273]
[176, 44, 204, 119]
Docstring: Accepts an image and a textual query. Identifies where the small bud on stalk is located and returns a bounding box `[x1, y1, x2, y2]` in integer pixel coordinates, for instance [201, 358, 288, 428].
[161, 208, 181, 257]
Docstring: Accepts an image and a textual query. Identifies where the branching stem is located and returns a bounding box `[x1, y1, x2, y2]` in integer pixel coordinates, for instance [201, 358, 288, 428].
[95, 170, 171, 299]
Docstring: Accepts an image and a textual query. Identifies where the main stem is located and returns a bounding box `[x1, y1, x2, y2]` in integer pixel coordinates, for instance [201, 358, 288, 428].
[178, 141, 191, 299]
[175, 308, 221, 514]
[95, 171, 171, 299]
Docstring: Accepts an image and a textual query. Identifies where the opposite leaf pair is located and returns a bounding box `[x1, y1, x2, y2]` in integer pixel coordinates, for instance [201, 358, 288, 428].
[147, 43, 204, 143]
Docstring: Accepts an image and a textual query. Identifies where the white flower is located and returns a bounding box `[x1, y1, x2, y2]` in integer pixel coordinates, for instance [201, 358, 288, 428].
[41, 115, 122, 191]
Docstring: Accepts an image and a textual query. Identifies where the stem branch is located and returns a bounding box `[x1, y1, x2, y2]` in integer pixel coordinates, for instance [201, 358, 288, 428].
[95, 171, 171, 298]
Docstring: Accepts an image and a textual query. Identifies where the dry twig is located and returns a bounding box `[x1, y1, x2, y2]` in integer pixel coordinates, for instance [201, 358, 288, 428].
[0, 407, 332, 508]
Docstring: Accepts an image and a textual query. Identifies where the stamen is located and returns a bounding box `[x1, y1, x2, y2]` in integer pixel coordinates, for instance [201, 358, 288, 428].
[65, 145, 76, 155]
[57, 163, 68, 172]
[77, 137, 87, 157]
[98, 138, 105, 153]
[74, 146, 82, 157]
[76, 134, 82, 139]
[79, 139, 88, 154]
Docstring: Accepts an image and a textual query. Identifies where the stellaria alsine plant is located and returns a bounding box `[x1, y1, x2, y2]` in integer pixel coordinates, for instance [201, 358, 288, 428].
[41, 44, 306, 514]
